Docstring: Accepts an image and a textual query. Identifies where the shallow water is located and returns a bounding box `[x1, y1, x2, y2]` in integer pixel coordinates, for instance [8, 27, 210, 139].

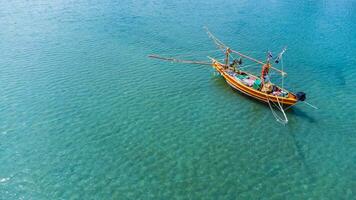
[0, 0, 355, 199]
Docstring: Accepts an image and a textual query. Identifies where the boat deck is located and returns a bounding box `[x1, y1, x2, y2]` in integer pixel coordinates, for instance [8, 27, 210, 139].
[213, 62, 298, 106]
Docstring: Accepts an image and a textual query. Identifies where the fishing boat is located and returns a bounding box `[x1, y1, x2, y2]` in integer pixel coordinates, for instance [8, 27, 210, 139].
[149, 27, 315, 124]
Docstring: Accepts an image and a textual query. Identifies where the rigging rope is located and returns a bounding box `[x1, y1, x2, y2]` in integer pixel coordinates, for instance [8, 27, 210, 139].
[303, 101, 319, 109]
[263, 48, 289, 125]
[266, 92, 289, 125]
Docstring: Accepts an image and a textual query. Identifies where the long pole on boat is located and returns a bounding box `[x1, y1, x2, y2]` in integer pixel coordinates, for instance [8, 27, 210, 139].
[148, 54, 212, 65]
[231, 49, 286, 76]
[204, 27, 286, 76]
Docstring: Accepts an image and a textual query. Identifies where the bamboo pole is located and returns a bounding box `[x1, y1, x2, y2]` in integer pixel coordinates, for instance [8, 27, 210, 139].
[148, 55, 212, 65]
[230, 50, 287, 76]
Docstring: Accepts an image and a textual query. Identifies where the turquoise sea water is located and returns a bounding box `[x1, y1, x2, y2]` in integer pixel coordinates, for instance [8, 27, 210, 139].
[0, 0, 355, 199]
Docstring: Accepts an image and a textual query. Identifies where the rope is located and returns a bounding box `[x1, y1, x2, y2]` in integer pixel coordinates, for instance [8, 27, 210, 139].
[262, 48, 289, 125]
[303, 101, 319, 109]
[204, 27, 227, 54]
[266, 94, 288, 125]
[264, 75, 288, 125]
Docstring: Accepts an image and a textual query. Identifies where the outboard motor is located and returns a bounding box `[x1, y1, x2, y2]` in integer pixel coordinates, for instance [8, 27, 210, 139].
[296, 92, 306, 101]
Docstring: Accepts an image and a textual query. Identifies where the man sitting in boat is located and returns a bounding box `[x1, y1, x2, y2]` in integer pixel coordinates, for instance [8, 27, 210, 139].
[261, 81, 273, 93]
[229, 58, 242, 73]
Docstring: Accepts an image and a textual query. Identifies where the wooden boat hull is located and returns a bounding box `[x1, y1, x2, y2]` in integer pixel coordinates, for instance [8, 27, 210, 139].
[212, 62, 298, 106]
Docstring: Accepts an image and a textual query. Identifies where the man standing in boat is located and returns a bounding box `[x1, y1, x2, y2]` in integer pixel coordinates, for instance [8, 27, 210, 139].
[261, 51, 273, 83]
[260, 52, 273, 93]
[261, 62, 271, 83]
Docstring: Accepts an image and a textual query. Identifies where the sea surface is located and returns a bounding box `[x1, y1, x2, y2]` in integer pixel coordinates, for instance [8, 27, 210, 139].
[0, 0, 355, 199]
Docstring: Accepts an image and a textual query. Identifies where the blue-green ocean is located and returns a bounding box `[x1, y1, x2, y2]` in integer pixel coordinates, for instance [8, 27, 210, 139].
[0, 0, 355, 199]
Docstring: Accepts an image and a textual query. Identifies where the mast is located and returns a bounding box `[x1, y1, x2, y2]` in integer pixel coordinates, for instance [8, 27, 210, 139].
[225, 48, 231, 68]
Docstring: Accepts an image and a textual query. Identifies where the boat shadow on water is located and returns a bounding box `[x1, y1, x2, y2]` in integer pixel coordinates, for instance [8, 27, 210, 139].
[229, 81, 317, 182]
[287, 107, 317, 123]
[212, 76, 317, 183]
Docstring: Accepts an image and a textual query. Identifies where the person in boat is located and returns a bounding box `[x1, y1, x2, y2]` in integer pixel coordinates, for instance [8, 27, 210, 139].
[260, 61, 273, 93]
[261, 51, 273, 83]
[261, 81, 273, 93]
[229, 59, 238, 72]
[261, 62, 271, 83]
[229, 58, 242, 73]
